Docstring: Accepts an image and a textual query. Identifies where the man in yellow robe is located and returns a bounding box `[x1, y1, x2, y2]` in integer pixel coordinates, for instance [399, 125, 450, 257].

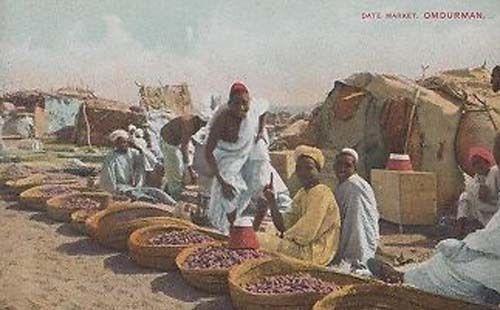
[254, 145, 341, 266]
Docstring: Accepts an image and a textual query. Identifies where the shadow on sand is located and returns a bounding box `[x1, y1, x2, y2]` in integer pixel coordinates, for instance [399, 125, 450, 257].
[104, 253, 161, 275]
[192, 297, 233, 310]
[151, 272, 216, 303]
[56, 238, 117, 256]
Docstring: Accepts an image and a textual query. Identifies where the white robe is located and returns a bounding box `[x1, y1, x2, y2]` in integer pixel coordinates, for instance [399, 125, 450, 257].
[99, 148, 175, 205]
[206, 99, 268, 234]
[405, 207, 500, 305]
[458, 166, 500, 226]
[334, 174, 379, 271]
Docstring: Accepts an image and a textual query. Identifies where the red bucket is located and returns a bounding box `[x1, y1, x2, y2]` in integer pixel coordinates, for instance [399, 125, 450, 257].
[386, 153, 413, 171]
[228, 217, 259, 250]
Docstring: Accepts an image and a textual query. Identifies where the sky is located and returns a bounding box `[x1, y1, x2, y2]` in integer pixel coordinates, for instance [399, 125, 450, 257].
[0, 0, 499, 110]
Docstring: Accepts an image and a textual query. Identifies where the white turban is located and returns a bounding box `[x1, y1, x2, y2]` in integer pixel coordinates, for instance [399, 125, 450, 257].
[128, 124, 137, 133]
[109, 129, 129, 142]
[135, 128, 144, 138]
[340, 148, 359, 163]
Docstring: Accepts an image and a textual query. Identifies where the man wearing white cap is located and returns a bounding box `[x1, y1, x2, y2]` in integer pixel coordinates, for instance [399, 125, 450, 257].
[332, 148, 379, 274]
[99, 129, 175, 204]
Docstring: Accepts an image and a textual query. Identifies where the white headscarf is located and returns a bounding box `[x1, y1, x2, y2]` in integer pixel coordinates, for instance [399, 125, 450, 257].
[135, 128, 144, 139]
[109, 129, 129, 143]
[340, 148, 359, 163]
[128, 124, 137, 133]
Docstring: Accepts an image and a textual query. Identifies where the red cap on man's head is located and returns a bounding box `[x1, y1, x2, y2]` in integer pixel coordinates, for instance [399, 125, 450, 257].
[468, 146, 495, 167]
[230, 82, 249, 98]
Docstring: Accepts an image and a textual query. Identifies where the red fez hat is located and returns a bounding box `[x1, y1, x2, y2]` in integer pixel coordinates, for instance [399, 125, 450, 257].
[230, 82, 249, 97]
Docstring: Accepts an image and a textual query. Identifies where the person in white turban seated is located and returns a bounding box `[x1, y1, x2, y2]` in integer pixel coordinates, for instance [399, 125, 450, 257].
[253, 145, 341, 266]
[331, 148, 379, 275]
[99, 129, 176, 205]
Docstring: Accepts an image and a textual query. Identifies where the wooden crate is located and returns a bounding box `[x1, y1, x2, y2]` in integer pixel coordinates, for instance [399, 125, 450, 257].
[371, 169, 437, 225]
[270, 150, 296, 181]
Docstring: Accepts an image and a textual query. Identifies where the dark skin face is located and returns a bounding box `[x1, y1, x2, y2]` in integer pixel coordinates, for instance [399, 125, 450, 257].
[295, 155, 320, 189]
[491, 69, 500, 93]
[334, 154, 356, 183]
[228, 92, 250, 119]
[470, 156, 491, 176]
[114, 137, 129, 153]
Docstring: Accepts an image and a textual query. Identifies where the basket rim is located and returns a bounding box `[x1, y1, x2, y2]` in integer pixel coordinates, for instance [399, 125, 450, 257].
[176, 243, 273, 274]
[46, 191, 112, 209]
[313, 283, 494, 309]
[19, 184, 83, 199]
[228, 256, 374, 300]
[129, 224, 218, 250]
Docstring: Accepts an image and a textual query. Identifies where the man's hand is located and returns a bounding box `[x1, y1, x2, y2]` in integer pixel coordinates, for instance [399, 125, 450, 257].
[255, 131, 268, 144]
[188, 166, 198, 184]
[262, 172, 276, 205]
[218, 176, 236, 200]
[227, 209, 237, 226]
[478, 185, 491, 202]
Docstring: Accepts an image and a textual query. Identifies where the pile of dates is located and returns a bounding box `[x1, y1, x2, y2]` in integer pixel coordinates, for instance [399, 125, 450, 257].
[4, 164, 41, 180]
[148, 230, 214, 246]
[44, 173, 76, 181]
[245, 273, 338, 294]
[61, 197, 100, 210]
[184, 246, 268, 269]
[41, 186, 77, 198]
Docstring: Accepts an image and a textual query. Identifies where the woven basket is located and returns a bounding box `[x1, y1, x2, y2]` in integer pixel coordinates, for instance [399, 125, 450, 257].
[19, 184, 85, 211]
[70, 209, 102, 234]
[128, 224, 226, 271]
[5, 173, 81, 194]
[176, 244, 274, 294]
[85, 202, 175, 239]
[228, 257, 372, 310]
[46, 192, 112, 222]
[0, 164, 42, 186]
[312, 284, 493, 310]
[98, 216, 195, 251]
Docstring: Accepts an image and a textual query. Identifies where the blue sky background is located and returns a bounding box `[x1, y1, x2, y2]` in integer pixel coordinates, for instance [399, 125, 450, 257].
[0, 0, 499, 110]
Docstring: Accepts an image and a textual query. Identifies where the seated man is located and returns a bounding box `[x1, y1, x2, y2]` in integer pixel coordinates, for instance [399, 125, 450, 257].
[332, 148, 379, 274]
[254, 145, 341, 266]
[368, 210, 500, 305]
[368, 131, 500, 306]
[160, 114, 207, 200]
[99, 129, 175, 204]
[456, 146, 498, 238]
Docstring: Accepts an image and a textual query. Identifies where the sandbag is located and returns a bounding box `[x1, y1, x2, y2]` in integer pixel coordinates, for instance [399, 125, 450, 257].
[312, 284, 491, 310]
[228, 257, 371, 310]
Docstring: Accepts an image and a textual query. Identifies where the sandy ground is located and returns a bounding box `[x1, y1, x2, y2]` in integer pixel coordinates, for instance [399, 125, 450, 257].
[0, 198, 233, 310]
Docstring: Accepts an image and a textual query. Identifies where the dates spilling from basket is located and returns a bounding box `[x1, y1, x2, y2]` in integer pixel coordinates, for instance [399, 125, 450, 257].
[183, 246, 268, 269]
[148, 230, 214, 246]
[61, 197, 101, 210]
[245, 273, 338, 294]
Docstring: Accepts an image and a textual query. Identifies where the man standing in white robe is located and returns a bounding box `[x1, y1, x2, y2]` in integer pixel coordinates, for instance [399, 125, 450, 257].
[332, 148, 379, 274]
[204, 82, 269, 234]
